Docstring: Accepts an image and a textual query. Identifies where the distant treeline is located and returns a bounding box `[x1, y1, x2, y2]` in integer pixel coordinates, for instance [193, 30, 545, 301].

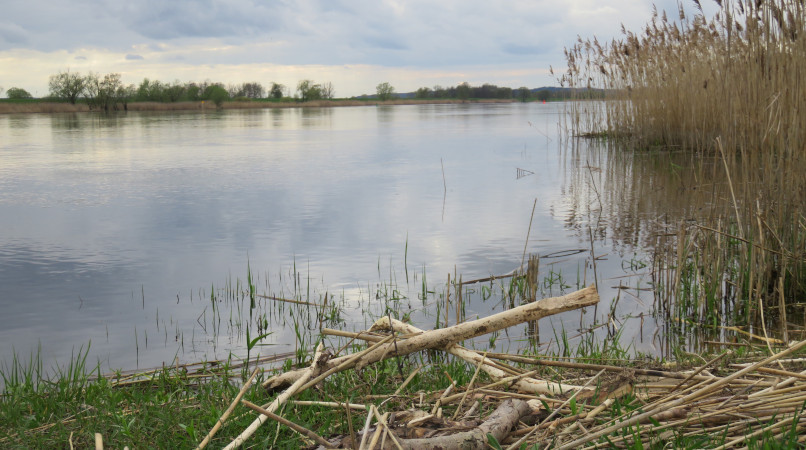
[4, 71, 606, 110]
[359, 83, 606, 101]
[40, 70, 294, 111]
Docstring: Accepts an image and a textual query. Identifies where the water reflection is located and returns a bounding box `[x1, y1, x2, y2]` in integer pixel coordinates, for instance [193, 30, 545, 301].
[298, 107, 333, 128]
[50, 113, 82, 130]
[0, 104, 694, 373]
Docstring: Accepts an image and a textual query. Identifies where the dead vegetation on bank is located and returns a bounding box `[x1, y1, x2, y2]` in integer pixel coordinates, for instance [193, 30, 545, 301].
[168, 285, 806, 449]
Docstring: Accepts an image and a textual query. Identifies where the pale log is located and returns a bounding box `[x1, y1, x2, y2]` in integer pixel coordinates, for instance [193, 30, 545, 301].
[264, 285, 598, 390]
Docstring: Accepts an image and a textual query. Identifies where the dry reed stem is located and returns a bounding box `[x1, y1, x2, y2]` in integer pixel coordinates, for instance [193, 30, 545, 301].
[394, 366, 422, 396]
[196, 367, 260, 450]
[507, 369, 606, 450]
[451, 353, 488, 420]
[559, 338, 806, 449]
[240, 400, 331, 448]
[224, 343, 324, 449]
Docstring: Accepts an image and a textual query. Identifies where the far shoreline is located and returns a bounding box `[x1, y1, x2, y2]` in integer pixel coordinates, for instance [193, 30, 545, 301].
[0, 98, 521, 115]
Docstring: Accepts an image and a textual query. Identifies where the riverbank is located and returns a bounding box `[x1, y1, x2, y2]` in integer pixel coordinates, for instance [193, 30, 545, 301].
[3, 298, 803, 449]
[0, 98, 517, 115]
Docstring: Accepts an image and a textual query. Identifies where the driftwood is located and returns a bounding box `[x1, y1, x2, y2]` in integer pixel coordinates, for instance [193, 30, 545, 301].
[393, 399, 531, 450]
[264, 285, 599, 390]
[326, 399, 532, 450]
[370, 317, 590, 395]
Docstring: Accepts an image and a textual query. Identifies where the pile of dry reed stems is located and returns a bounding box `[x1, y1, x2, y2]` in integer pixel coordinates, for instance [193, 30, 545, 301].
[193, 285, 806, 449]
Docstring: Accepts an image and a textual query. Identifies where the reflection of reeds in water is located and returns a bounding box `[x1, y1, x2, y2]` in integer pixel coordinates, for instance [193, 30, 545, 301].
[560, 0, 806, 345]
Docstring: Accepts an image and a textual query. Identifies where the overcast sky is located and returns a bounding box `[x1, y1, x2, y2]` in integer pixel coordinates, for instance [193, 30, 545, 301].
[0, 0, 715, 98]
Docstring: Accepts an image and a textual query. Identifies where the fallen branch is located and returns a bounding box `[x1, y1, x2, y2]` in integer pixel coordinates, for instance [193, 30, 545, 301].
[372, 317, 589, 395]
[265, 285, 598, 390]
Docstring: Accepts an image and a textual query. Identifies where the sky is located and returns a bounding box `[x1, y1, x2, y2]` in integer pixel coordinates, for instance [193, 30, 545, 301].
[0, 0, 717, 98]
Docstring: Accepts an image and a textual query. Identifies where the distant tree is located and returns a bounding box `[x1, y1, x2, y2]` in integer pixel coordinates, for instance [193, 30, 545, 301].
[164, 80, 186, 102]
[477, 83, 498, 99]
[226, 84, 241, 98]
[269, 82, 285, 99]
[320, 82, 335, 99]
[204, 85, 229, 108]
[415, 87, 431, 99]
[497, 87, 513, 99]
[376, 82, 395, 101]
[6, 87, 33, 99]
[48, 70, 86, 104]
[455, 82, 471, 101]
[86, 72, 124, 111]
[185, 82, 201, 101]
[296, 80, 322, 102]
[241, 82, 265, 99]
[83, 72, 101, 108]
[136, 78, 168, 102]
[120, 84, 137, 110]
[432, 85, 447, 98]
[517, 87, 531, 102]
[535, 89, 551, 102]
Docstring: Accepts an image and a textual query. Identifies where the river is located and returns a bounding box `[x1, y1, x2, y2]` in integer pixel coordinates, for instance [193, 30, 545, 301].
[0, 103, 665, 374]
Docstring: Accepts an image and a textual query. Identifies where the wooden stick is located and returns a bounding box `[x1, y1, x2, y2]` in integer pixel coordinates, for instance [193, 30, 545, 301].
[372, 405, 403, 450]
[224, 343, 324, 450]
[240, 400, 331, 448]
[289, 400, 366, 410]
[452, 353, 487, 420]
[484, 352, 770, 386]
[394, 366, 422, 396]
[255, 293, 321, 307]
[196, 367, 260, 449]
[365, 407, 385, 450]
[358, 406, 374, 450]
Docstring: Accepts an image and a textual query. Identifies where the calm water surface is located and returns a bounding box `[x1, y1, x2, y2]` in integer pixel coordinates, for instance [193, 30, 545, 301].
[0, 103, 660, 374]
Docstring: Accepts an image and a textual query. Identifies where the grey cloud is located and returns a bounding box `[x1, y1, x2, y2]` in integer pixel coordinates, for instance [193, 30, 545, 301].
[0, 21, 29, 45]
[362, 35, 408, 51]
[120, 0, 282, 40]
[75, 56, 87, 60]
[0, 0, 704, 74]
[125, 54, 144, 60]
[501, 43, 548, 56]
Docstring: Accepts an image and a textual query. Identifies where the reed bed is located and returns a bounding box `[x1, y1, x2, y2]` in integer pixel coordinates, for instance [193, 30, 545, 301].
[561, 0, 806, 340]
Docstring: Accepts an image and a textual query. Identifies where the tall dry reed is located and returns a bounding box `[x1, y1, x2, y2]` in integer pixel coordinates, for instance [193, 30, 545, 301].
[562, 0, 806, 335]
